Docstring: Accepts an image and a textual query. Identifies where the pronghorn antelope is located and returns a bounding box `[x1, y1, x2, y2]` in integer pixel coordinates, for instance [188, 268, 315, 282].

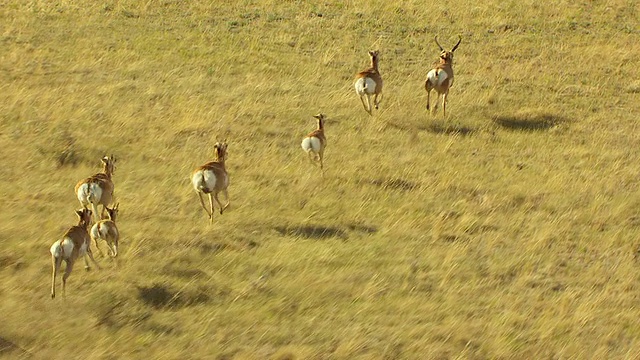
[75, 155, 116, 223]
[90, 203, 119, 263]
[354, 50, 383, 115]
[301, 113, 326, 175]
[50, 208, 100, 299]
[191, 141, 230, 223]
[425, 36, 462, 117]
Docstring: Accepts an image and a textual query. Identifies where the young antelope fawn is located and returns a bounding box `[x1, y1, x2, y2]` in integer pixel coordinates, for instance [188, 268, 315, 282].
[191, 141, 230, 223]
[425, 36, 462, 117]
[354, 50, 383, 115]
[90, 203, 119, 264]
[75, 155, 116, 223]
[50, 208, 100, 299]
[301, 113, 327, 176]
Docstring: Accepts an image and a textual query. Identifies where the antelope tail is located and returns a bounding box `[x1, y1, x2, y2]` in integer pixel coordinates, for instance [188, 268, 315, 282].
[85, 183, 96, 204]
[59, 239, 66, 258]
[196, 173, 207, 193]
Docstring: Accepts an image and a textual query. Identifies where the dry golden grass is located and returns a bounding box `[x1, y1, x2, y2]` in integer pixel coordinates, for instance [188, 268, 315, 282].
[1, 0, 640, 358]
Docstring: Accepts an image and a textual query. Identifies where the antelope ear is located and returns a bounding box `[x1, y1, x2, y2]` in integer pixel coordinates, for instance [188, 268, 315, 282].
[76, 210, 83, 217]
[101, 156, 109, 164]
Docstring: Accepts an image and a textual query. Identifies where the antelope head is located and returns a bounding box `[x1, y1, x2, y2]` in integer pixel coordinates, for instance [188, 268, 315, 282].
[434, 35, 462, 64]
[368, 50, 380, 69]
[76, 208, 92, 227]
[313, 113, 325, 129]
[101, 155, 116, 175]
[106, 203, 119, 221]
[214, 140, 228, 162]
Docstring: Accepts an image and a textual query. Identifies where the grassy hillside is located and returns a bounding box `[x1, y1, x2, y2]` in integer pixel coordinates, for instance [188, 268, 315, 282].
[1, 0, 639, 358]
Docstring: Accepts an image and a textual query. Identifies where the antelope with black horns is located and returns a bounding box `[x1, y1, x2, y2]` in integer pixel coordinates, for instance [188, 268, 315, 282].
[425, 35, 462, 117]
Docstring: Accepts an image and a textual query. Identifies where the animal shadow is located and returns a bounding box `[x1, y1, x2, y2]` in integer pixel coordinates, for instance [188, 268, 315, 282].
[275, 225, 348, 240]
[420, 122, 476, 136]
[492, 112, 567, 131]
[369, 178, 418, 192]
[137, 283, 209, 309]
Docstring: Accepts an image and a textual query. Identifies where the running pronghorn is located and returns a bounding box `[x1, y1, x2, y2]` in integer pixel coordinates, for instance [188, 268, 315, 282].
[50, 208, 100, 299]
[75, 155, 116, 223]
[425, 36, 462, 117]
[301, 113, 326, 175]
[191, 141, 230, 223]
[90, 203, 120, 265]
[354, 50, 383, 115]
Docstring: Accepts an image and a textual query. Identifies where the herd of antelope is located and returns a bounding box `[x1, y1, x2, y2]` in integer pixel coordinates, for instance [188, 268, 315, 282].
[51, 155, 119, 298]
[49, 35, 461, 298]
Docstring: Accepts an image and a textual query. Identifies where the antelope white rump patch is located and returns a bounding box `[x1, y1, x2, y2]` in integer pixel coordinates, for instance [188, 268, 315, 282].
[301, 137, 322, 154]
[354, 77, 377, 96]
[50, 238, 75, 260]
[427, 69, 449, 87]
[77, 183, 103, 205]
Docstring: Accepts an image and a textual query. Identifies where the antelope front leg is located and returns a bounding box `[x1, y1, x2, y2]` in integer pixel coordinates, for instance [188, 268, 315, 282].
[107, 240, 118, 258]
[442, 91, 448, 117]
[93, 238, 105, 258]
[222, 189, 230, 213]
[307, 150, 316, 164]
[214, 190, 229, 215]
[85, 248, 101, 271]
[359, 96, 371, 115]
[208, 193, 215, 223]
[91, 203, 101, 224]
[374, 93, 383, 110]
[432, 94, 441, 113]
[62, 261, 74, 298]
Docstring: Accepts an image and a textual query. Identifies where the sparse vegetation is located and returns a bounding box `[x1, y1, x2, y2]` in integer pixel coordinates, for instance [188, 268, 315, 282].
[1, 0, 640, 358]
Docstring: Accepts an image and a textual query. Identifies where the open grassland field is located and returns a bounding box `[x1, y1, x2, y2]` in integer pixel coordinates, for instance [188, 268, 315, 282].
[1, 0, 640, 358]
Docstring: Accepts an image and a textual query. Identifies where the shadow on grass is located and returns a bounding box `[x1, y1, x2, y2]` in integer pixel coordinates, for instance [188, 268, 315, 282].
[275, 225, 348, 240]
[0, 337, 31, 357]
[386, 120, 476, 136]
[137, 283, 209, 309]
[492, 112, 568, 131]
[419, 122, 476, 136]
[366, 178, 419, 192]
[347, 223, 378, 234]
[0, 254, 24, 271]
